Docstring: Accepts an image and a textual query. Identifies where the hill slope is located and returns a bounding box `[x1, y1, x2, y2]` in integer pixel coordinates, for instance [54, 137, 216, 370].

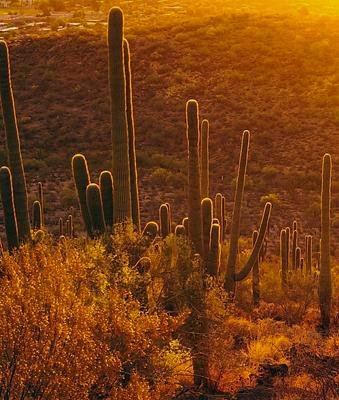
[1, 10, 338, 244]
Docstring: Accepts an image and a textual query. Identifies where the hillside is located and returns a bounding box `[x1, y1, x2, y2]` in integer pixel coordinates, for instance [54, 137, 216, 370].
[0, 7, 338, 248]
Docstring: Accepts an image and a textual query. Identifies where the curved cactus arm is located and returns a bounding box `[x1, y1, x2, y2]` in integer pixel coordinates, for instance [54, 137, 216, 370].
[234, 202, 272, 282]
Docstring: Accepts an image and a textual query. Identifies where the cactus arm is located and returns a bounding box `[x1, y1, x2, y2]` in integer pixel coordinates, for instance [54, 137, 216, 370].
[234, 202, 271, 281]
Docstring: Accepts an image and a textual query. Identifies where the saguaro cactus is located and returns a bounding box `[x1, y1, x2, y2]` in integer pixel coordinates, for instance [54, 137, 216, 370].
[108, 7, 132, 223]
[319, 153, 332, 332]
[215, 193, 224, 242]
[0, 166, 18, 250]
[201, 197, 213, 260]
[252, 230, 260, 305]
[292, 229, 297, 269]
[285, 226, 290, 270]
[37, 182, 44, 226]
[32, 200, 42, 230]
[186, 99, 202, 254]
[123, 39, 140, 231]
[0, 41, 30, 242]
[72, 154, 93, 238]
[280, 229, 288, 289]
[175, 224, 185, 236]
[159, 203, 170, 238]
[182, 217, 189, 235]
[306, 235, 312, 274]
[142, 221, 158, 240]
[207, 223, 220, 277]
[99, 170, 114, 229]
[224, 131, 272, 294]
[86, 183, 106, 236]
[200, 119, 209, 198]
[295, 246, 301, 270]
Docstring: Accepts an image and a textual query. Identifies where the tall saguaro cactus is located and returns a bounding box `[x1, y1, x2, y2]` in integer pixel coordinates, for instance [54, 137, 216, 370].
[0, 166, 19, 250]
[72, 154, 93, 238]
[108, 7, 132, 223]
[207, 223, 220, 277]
[0, 41, 30, 242]
[123, 39, 140, 231]
[252, 230, 260, 305]
[32, 200, 42, 230]
[159, 203, 170, 238]
[224, 131, 271, 294]
[280, 229, 288, 288]
[201, 197, 213, 259]
[200, 119, 209, 198]
[186, 99, 202, 254]
[319, 153, 332, 332]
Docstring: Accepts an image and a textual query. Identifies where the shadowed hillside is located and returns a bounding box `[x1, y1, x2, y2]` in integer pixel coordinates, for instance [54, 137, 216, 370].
[0, 9, 338, 246]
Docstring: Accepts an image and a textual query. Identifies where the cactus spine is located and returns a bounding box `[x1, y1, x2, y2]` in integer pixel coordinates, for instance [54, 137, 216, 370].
[72, 154, 93, 238]
[0, 41, 30, 242]
[86, 183, 106, 236]
[200, 119, 209, 199]
[224, 131, 272, 293]
[252, 230, 260, 305]
[201, 197, 213, 260]
[319, 153, 332, 332]
[108, 7, 132, 223]
[280, 229, 288, 289]
[186, 99, 202, 254]
[0, 166, 18, 250]
[32, 200, 42, 230]
[123, 39, 140, 231]
[207, 223, 220, 277]
[99, 170, 114, 229]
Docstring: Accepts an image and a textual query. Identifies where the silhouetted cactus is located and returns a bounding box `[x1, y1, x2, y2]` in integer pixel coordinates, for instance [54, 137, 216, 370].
[86, 183, 106, 236]
[38, 182, 44, 226]
[165, 203, 172, 233]
[306, 235, 312, 274]
[295, 246, 301, 270]
[292, 229, 297, 269]
[207, 223, 220, 277]
[0, 41, 30, 242]
[215, 193, 224, 242]
[252, 230, 260, 305]
[99, 170, 114, 229]
[182, 217, 189, 235]
[67, 214, 74, 238]
[201, 197, 213, 260]
[124, 39, 140, 231]
[200, 119, 209, 199]
[0, 166, 18, 250]
[319, 153, 332, 332]
[59, 217, 63, 237]
[285, 226, 290, 270]
[175, 224, 185, 236]
[224, 131, 272, 294]
[108, 7, 132, 223]
[293, 220, 297, 231]
[142, 221, 158, 240]
[32, 200, 42, 230]
[159, 203, 170, 238]
[186, 99, 202, 253]
[72, 154, 93, 238]
[280, 229, 288, 289]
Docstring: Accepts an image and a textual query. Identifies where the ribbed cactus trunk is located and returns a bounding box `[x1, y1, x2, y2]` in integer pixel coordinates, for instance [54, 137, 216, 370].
[59, 217, 63, 237]
[0, 41, 30, 242]
[38, 182, 44, 226]
[306, 235, 312, 274]
[295, 247, 301, 270]
[201, 197, 213, 260]
[280, 229, 288, 289]
[123, 39, 140, 231]
[72, 154, 93, 238]
[319, 154, 332, 332]
[285, 226, 290, 271]
[99, 170, 114, 229]
[252, 230, 260, 305]
[186, 100, 202, 254]
[225, 131, 250, 293]
[207, 223, 220, 277]
[292, 229, 297, 269]
[200, 119, 209, 199]
[108, 7, 132, 223]
[32, 200, 42, 230]
[0, 166, 18, 251]
[159, 203, 170, 238]
[215, 193, 224, 242]
[86, 183, 106, 237]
